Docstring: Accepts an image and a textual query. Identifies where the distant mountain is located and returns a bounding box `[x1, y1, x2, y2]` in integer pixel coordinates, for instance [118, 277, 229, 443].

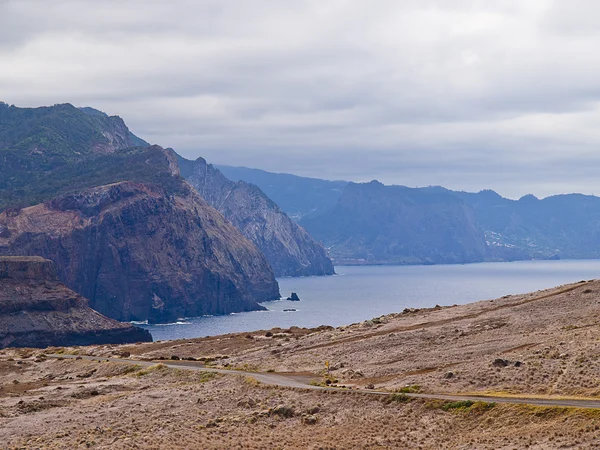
[457, 190, 600, 260]
[180, 157, 335, 277]
[302, 181, 488, 265]
[298, 176, 600, 264]
[216, 165, 347, 220]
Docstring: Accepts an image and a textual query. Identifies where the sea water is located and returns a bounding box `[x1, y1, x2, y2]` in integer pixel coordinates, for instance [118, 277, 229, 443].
[140, 259, 600, 341]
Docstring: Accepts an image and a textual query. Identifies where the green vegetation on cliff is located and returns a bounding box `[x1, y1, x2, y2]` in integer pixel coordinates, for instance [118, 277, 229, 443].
[1, 146, 184, 211]
[0, 102, 148, 211]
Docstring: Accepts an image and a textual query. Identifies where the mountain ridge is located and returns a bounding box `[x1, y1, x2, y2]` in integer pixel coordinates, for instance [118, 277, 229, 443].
[181, 157, 335, 277]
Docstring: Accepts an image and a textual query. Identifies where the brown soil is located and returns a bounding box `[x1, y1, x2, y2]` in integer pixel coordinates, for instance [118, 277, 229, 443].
[3, 280, 600, 448]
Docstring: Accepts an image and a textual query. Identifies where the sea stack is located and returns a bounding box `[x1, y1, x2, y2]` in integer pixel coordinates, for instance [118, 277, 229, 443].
[0, 256, 152, 349]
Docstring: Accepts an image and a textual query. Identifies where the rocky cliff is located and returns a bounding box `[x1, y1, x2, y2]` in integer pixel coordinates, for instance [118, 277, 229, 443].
[0, 256, 151, 348]
[302, 181, 487, 265]
[0, 179, 280, 323]
[216, 164, 348, 220]
[181, 157, 335, 277]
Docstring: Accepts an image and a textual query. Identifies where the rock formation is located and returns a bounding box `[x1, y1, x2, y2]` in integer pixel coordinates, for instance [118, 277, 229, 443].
[180, 157, 335, 277]
[0, 256, 152, 348]
[0, 178, 280, 323]
[0, 105, 281, 323]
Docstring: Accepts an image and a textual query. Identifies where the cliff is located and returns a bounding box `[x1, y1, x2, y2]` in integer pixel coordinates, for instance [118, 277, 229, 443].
[0, 180, 280, 323]
[181, 157, 335, 277]
[215, 165, 348, 220]
[302, 181, 487, 265]
[0, 256, 151, 348]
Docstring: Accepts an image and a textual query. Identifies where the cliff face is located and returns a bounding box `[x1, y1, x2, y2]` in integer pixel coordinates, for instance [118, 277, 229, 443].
[0, 256, 151, 349]
[182, 157, 335, 277]
[0, 181, 280, 323]
[216, 164, 348, 221]
[302, 181, 488, 265]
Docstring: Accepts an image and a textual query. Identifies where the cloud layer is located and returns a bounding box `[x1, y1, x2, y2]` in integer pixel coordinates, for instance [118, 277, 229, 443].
[2, 0, 600, 198]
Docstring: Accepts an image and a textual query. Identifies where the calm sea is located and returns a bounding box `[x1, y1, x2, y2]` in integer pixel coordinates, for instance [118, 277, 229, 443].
[140, 260, 600, 341]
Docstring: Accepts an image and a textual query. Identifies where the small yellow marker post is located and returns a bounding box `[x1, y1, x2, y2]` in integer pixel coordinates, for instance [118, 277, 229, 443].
[325, 360, 330, 374]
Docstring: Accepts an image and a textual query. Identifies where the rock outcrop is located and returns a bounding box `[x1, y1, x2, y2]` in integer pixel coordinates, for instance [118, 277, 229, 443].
[0, 256, 152, 348]
[180, 157, 335, 277]
[0, 180, 280, 323]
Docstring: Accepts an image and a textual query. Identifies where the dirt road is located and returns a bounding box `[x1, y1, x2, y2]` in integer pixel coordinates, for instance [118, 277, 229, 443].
[51, 354, 600, 410]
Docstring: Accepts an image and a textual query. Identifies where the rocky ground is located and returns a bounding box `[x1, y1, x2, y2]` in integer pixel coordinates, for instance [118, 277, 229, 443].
[3, 279, 600, 448]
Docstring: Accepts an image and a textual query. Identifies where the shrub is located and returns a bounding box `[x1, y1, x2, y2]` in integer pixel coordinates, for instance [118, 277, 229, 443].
[385, 393, 412, 404]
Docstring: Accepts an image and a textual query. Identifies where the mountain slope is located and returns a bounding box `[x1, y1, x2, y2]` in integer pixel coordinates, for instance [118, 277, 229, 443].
[0, 175, 280, 323]
[181, 157, 334, 277]
[215, 165, 347, 220]
[458, 190, 600, 260]
[0, 102, 149, 210]
[302, 181, 488, 265]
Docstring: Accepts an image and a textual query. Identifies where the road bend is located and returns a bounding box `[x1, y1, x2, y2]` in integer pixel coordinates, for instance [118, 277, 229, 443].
[49, 354, 600, 410]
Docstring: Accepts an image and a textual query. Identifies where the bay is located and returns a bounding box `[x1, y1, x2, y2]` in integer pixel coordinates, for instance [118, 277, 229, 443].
[140, 259, 600, 341]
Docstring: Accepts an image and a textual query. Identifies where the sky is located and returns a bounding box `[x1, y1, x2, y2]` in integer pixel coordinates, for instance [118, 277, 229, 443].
[2, 0, 600, 198]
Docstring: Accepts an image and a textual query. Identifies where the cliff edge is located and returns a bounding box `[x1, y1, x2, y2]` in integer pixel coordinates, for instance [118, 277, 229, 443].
[183, 157, 335, 277]
[0, 256, 152, 349]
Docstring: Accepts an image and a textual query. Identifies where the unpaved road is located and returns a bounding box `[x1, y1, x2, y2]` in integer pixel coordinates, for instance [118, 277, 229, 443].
[51, 354, 600, 410]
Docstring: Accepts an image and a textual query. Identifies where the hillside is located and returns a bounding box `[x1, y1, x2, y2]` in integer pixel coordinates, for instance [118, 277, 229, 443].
[302, 181, 487, 265]
[3, 280, 600, 448]
[0, 102, 148, 210]
[181, 157, 334, 277]
[458, 190, 600, 260]
[0, 104, 282, 323]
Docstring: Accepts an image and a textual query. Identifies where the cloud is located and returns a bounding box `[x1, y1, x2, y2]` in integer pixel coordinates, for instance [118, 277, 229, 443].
[2, 0, 600, 198]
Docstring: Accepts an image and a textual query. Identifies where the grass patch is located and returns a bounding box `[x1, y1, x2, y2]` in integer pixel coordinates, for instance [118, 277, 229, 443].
[397, 385, 421, 394]
[384, 393, 412, 404]
[441, 400, 496, 412]
[244, 376, 260, 386]
[134, 364, 167, 377]
[198, 372, 217, 383]
[442, 400, 474, 411]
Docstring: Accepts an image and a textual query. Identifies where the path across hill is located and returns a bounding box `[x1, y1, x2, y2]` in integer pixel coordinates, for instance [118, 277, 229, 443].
[51, 354, 600, 410]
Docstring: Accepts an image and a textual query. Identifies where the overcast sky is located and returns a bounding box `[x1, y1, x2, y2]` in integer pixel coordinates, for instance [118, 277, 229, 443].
[2, 0, 600, 198]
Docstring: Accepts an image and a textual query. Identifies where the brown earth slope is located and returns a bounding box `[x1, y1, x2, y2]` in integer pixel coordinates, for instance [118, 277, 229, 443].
[4, 280, 600, 448]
